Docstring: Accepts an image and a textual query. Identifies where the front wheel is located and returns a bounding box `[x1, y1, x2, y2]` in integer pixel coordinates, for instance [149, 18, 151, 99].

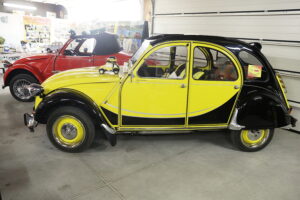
[9, 74, 39, 102]
[230, 128, 274, 152]
[46, 106, 95, 152]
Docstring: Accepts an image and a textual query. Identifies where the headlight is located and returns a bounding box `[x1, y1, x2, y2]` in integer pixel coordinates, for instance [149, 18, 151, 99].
[25, 83, 44, 97]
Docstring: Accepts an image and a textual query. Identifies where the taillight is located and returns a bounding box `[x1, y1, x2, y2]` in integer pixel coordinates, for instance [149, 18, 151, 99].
[277, 74, 287, 93]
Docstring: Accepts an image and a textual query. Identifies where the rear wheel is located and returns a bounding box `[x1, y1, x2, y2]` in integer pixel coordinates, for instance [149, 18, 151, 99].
[9, 74, 38, 102]
[230, 128, 274, 152]
[46, 106, 95, 152]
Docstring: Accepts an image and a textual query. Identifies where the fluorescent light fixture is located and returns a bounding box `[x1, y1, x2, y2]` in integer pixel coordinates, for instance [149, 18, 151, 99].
[3, 2, 37, 10]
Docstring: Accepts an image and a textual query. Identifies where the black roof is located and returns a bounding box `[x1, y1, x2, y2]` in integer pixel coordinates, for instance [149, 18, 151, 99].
[71, 32, 123, 55]
[70, 32, 117, 39]
[148, 34, 258, 51]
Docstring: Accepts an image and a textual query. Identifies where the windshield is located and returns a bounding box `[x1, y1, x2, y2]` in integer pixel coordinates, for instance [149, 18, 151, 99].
[131, 40, 151, 65]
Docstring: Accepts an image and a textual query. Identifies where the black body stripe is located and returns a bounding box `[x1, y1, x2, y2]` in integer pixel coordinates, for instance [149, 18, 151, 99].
[122, 116, 185, 125]
[189, 94, 237, 124]
[121, 94, 237, 126]
[101, 107, 118, 125]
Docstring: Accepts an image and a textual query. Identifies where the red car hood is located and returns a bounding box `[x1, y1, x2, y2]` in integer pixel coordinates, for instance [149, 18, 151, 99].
[14, 54, 55, 64]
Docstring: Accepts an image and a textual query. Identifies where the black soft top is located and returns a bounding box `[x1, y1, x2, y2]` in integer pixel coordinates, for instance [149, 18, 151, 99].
[71, 32, 123, 55]
[148, 34, 260, 53]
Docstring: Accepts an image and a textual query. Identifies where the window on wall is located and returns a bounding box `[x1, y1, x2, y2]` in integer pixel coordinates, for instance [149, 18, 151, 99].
[238, 51, 268, 81]
[192, 47, 238, 81]
[137, 45, 188, 79]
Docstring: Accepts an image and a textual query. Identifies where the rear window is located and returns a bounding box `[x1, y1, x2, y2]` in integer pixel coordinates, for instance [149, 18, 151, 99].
[238, 51, 268, 81]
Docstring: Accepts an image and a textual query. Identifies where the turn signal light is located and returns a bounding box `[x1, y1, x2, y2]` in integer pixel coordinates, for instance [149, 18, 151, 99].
[277, 74, 287, 93]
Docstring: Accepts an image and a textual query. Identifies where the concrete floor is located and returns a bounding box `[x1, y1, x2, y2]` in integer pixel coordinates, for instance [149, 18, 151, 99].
[0, 74, 300, 200]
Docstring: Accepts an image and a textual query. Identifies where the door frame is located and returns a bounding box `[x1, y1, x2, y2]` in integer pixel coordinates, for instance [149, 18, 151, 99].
[186, 41, 244, 128]
[118, 41, 192, 129]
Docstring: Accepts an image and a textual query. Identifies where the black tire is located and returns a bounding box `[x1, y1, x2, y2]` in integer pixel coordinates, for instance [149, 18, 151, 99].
[99, 69, 105, 74]
[230, 128, 274, 152]
[46, 106, 95, 153]
[9, 74, 38, 102]
[113, 68, 119, 74]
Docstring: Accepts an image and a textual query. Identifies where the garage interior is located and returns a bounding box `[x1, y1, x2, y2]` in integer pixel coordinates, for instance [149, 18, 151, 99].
[0, 0, 300, 199]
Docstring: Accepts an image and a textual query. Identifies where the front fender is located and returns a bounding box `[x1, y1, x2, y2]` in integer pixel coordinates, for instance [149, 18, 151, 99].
[3, 64, 43, 86]
[35, 89, 106, 126]
[237, 88, 291, 129]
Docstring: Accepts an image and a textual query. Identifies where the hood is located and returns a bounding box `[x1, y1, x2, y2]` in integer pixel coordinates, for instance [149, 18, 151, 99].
[14, 54, 54, 64]
[42, 66, 120, 93]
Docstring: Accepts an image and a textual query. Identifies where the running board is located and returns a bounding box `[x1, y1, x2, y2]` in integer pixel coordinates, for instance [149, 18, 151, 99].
[101, 124, 117, 146]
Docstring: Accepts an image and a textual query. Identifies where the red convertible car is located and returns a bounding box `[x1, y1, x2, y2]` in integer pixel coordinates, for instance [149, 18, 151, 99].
[2, 32, 131, 102]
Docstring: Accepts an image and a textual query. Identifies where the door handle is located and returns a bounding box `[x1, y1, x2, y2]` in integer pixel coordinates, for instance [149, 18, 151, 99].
[181, 84, 186, 88]
[234, 85, 240, 89]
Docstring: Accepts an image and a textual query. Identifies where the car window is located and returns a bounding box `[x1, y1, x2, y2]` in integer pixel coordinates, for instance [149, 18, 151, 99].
[79, 38, 96, 54]
[239, 51, 267, 81]
[194, 47, 208, 68]
[137, 45, 188, 79]
[192, 47, 238, 81]
[65, 39, 80, 51]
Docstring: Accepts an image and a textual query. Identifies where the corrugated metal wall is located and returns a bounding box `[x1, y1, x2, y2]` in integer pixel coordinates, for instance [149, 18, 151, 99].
[152, 0, 300, 131]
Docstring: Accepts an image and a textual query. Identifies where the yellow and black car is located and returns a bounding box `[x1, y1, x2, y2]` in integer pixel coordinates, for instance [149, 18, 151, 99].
[24, 34, 297, 152]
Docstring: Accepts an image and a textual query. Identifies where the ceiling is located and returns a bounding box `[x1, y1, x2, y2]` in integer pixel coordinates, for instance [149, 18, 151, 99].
[11, 0, 143, 21]
[27, 0, 127, 6]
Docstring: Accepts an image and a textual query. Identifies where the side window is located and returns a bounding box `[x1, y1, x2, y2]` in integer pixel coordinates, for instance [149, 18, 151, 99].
[194, 47, 208, 68]
[192, 47, 238, 81]
[137, 45, 187, 79]
[65, 39, 80, 52]
[79, 38, 96, 54]
[239, 51, 267, 81]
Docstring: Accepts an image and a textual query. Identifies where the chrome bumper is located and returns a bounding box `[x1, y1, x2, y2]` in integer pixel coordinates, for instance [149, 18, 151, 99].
[24, 113, 38, 132]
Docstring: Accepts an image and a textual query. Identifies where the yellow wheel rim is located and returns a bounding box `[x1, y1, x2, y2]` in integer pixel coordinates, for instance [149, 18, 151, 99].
[241, 129, 269, 148]
[52, 115, 86, 148]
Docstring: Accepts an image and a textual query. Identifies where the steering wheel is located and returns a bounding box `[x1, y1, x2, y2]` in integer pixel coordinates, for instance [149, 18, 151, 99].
[64, 49, 77, 56]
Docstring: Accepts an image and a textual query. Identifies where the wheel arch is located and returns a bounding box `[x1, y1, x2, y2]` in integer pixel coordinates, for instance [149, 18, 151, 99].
[35, 89, 106, 126]
[4, 67, 41, 87]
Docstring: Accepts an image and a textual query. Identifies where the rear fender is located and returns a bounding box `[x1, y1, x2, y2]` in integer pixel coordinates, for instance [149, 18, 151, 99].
[237, 91, 290, 129]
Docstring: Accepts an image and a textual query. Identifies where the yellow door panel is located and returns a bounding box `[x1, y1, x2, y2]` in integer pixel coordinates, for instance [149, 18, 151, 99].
[121, 78, 188, 119]
[188, 82, 239, 117]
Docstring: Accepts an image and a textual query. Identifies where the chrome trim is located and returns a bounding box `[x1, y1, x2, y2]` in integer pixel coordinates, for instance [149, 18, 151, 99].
[228, 108, 245, 130]
[119, 126, 228, 131]
[106, 103, 215, 116]
[101, 123, 116, 134]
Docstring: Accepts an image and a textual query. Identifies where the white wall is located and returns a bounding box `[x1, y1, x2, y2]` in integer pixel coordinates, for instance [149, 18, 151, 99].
[0, 12, 24, 50]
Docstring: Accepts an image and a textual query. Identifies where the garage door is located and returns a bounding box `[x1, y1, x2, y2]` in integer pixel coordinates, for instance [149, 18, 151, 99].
[152, 0, 300, 131]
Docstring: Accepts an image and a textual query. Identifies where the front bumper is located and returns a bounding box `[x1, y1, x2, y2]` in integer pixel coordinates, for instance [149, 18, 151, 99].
[24, 113, 38, 132]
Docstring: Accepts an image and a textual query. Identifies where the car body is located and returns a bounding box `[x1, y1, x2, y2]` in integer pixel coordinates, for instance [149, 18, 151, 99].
[24, 34, 297, 152]
[2, 32, 131, 102]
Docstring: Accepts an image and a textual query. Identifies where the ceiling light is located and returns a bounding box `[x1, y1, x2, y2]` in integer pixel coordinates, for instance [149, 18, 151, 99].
[3, 2, 37, 10]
